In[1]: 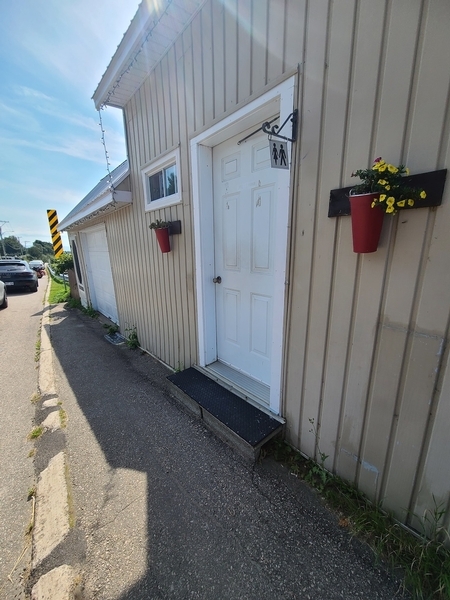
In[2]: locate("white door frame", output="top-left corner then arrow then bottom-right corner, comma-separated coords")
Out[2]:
190,76 -> 295,415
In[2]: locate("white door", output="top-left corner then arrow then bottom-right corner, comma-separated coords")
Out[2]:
212,131 -> 276,386
82,224 -> 118,323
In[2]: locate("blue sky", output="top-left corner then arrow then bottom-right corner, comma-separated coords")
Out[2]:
0,0 -> 140,250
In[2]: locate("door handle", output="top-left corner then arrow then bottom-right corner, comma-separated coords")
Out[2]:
213,276 -> 222,284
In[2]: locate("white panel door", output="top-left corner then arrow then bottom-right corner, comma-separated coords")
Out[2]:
213,132 -> 276,385
83,224 -> 118,323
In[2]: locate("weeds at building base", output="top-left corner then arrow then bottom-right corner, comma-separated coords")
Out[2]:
264,438 -> 450,600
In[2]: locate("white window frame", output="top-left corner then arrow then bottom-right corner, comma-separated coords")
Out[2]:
142,148 -> 181,211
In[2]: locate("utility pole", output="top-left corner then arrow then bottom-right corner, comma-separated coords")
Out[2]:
0,221 -> 8,257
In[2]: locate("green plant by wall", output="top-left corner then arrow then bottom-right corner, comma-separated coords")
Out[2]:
103,323 -> 119,335
66,297 -> 82,309
81,303 -> 98,318
264,437 -> 450,600
304,418 -> 331,492
125,326 -> 140,349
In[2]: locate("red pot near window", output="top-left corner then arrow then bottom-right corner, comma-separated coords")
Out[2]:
349,192 -> 384,253
155,227 -> 171,253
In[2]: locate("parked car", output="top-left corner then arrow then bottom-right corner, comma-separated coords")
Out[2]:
29,260 -> 46,278
0,260 -> 38,292
0,280 -> 7,308
29,259 -> 44,269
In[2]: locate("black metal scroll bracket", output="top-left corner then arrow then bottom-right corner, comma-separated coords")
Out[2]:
237,117 -> 278,145
262,109 -> 298,143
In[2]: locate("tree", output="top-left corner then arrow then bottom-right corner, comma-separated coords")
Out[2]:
52,252 -> 74,274
33,240 -> 54,254
3,235 -> 23,256
27,240 -> 55,261
27,245 -> 41,259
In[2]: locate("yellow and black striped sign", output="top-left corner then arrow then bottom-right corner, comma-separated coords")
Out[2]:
47,209 -> 63,257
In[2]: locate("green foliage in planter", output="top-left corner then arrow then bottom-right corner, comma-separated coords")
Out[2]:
149,219 -> 169,230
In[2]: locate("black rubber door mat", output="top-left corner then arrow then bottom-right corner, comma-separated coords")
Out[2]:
167,368 -> 282,447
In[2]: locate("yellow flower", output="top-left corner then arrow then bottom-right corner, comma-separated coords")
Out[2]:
386,206 -> 395,213
385,185 -> 391,190
397,200 -> 406,208
420,191 -> 427,199
378,164 -> 387,172
371,201 -> 376,208
379,194 -> 387,202
408,199 -> 414,206
387,196 -> 395,206
405,168 -> 410,175
387,164 -> 398,174
378,179 -> 387,185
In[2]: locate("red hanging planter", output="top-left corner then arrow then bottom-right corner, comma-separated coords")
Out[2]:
154,227 -> 171,253
349,192 -> 384,253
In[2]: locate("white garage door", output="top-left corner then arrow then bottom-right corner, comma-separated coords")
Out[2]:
82,224 -> 118,323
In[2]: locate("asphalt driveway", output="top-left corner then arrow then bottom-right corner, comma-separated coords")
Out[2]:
45,302 -> 409,599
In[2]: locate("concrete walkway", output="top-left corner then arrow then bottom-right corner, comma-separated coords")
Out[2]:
30,299 -> 410,599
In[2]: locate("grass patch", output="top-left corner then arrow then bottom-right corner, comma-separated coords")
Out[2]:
30,392 -> 41,404
35,321 -> 42,362
28,426 -> 43,440
264,438 -> 450,600
59,408 -> 68,428
48,276 -> 70,304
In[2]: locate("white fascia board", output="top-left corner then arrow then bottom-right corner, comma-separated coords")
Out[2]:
92,0 -> 172,110
93,0 -> 205,110
58,191 -> 132,232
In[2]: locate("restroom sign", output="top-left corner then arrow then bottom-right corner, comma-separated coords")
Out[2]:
270,141 -> 289,169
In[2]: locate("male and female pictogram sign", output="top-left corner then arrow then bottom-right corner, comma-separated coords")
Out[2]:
270,141 -> 289,169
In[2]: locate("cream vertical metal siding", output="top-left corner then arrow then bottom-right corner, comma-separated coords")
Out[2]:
101,0 -> 449,536
285,0 -> 450,535
105,0 -> 304,371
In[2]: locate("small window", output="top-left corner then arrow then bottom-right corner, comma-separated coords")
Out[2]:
142,149 -> 181,211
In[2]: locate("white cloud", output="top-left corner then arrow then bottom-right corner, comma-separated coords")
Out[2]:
0,1 -> 137,242
11,1 -> 139,95
15,86 -> 54,102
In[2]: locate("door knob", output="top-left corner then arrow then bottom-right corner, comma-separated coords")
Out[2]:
213,276 -> 222,284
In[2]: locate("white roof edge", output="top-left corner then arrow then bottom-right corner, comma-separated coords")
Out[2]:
92,0 -> 206,110
58,161 -> 130,231
92,0 -> 170,110
58,191 -> 132,232
92,1 -> 155,110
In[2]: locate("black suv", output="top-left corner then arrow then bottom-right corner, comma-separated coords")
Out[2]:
0,260 -> 38,292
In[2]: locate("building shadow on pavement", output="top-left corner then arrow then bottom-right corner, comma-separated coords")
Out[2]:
47,304 -> 408,600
